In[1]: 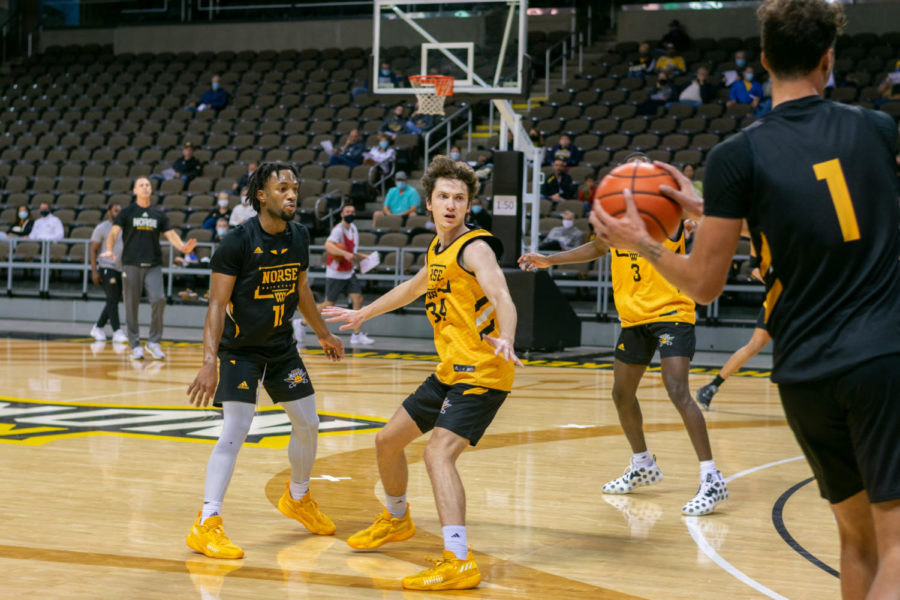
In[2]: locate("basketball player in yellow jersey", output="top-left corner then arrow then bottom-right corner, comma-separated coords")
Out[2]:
323,156 -> 522,591
519,209 -> 728,516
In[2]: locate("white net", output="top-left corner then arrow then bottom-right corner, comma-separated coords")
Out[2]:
409,76 -> 453,116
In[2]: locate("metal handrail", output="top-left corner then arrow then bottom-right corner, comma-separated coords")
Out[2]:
422,105 -> 473,167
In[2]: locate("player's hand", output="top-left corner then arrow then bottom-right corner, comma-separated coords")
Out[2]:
517,252 -> 551,271
751,267 -> 763,283
483,336 -> 524,367
318,333 -> 344,362
99,250 -> 116,260
91,270 -> 101,286
187,362 -> 218,407
591,188 -> 648,252
321,306 -> 364,332
653,161 -> 704,221
182,238 -> 198,254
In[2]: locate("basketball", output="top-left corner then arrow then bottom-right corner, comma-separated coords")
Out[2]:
594,161 -> 682,242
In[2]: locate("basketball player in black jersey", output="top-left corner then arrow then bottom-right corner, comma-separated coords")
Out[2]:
184,163 -> 345,559
592,1 -> 900,597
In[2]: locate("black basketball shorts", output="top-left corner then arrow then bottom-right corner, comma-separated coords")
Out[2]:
214,353 -> 315,407
754,306 -> 767,331
614,321 -> 696,365
402,373 -> 508,446
325,274 -> 362,302
778,353 -> 900,504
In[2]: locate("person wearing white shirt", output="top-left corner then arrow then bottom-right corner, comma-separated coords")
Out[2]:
364,133 -> 396,169
229,188 -> 257,226
29,203 -> 64,241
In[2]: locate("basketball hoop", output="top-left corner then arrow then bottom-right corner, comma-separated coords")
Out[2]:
409,75 -> 454,116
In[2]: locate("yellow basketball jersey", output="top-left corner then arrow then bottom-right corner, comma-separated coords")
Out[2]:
425,228 -> 514,392
610,232 -> 696,327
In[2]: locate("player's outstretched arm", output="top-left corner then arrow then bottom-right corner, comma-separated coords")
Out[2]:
518,237 -> 609,271
322,266 -> 428,330
296,271 -> 344,362
465,240 -> 524,367
100,224 -> 122,260
591,188 -> 741,304
164,229 -> 198,254
188,271 -> 236,406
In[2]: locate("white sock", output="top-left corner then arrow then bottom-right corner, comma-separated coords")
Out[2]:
632,451 -> 653,467
281,395 -> 319,497
699,459 -> 718,480
290,480 -> 310,499
442,525 -> 468,560
201,501 -> 222,523
385,493 -> 407,519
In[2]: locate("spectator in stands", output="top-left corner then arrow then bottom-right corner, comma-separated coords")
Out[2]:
89,201 -> 127,344
639,69 -> 676,115
673,65 -> 717,107
578,175 -> 597,212
172,142 -> 202,183
213,218 -> 230,244
654,43 -> 685,74
318,205 -> 374,346
7,205 -> 33,238
203,192 -> 232,230
727,66 -> 763,109
378,62 -> 402,88
528,127 -> 545,148
472,153 -> 493,183
407,104 -> 435,135
628,42 -> 657,78
660,19 -> 690,52
373,171 -> 421,226
449,145 -> 462,162
546,134 -> 582,166
468,196 -> 492,231
364,133 -> 396,170
539,210 -> 584,251
232,162 -> 256,192
187,75 -> 229,114
380,105 -> 410,139
229,187 -> 256,226
722,50 -> 749,87
29,202 -> 64,241
328,129 -> 366,167
541,159 -> 576,203
875,60 -> 900,108
683,164 -> 703,196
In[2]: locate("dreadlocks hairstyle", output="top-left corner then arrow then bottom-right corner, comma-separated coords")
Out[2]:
757,0 -> 846,79
246,162 -> 300,213
421,155 -> 479,206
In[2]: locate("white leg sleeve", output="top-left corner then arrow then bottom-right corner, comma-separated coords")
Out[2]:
281,394 -> 320,486
203,401 -> 256,506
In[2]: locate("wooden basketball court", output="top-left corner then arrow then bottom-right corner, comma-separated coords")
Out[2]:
0,337 -> 840,599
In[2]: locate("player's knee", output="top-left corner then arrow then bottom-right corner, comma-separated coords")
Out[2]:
611,384 -> 633,405
662,377 -> 691,406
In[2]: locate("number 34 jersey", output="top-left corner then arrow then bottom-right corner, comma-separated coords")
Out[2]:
210,217 -> 310,362
425,227 -> 514,392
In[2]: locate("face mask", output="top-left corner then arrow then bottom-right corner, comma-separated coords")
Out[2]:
381,69 -> 391,76
471,205 -> 483,214
745,73 -> 754,81
562,219 -> 574,229
218,199 -> 229,208
343,214 -> 355,224
379,140 -> 389,149
450,151 -> 460,161
40,210 -> 50,217
18,210 -> 28,220
736,58 -> 746,68
240,195 -> 248,205
211,82 -> 220,90
396,181 -> 406,190
216,228 -> 228,237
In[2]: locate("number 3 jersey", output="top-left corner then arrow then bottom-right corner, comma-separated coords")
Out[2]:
210,217 -> 310,362
610,229 -> 695,328
425,227 -> 514,392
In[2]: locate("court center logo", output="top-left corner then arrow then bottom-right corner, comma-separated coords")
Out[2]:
0,397 -> 386,447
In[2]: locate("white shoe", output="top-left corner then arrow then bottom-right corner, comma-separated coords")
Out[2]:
602,459 -> 663,494
350,332 -> 375,345
112,329 -> 128,344
292,318 -> 305,348
132,345 -> 144,360
145,342 -> 166,360
682,471 -> 729,516
90,325 -> 107,341
90,341 -> 106,356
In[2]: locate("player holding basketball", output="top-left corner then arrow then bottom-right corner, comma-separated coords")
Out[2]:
519,157 -> 729,517
592,1 -> 900,596
185,162 -> 345,559
323,156 -> 522,591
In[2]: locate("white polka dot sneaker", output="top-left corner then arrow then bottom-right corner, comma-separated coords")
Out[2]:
682,471 -> 729,516
601,459 -> 664,494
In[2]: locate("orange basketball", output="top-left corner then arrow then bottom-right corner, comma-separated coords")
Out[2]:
594,161 -> 681,242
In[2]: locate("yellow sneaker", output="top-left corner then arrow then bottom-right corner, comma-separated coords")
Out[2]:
346,506 -> 415,550
277,482 -> 336,535
185,512 -> 244,559
401,550 -> 481,590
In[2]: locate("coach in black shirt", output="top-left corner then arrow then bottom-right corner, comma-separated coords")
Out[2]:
103,176 -> 197,360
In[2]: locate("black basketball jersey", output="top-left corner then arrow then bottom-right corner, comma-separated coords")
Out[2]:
704,95 -> 900,384
210,217 -> 309,362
